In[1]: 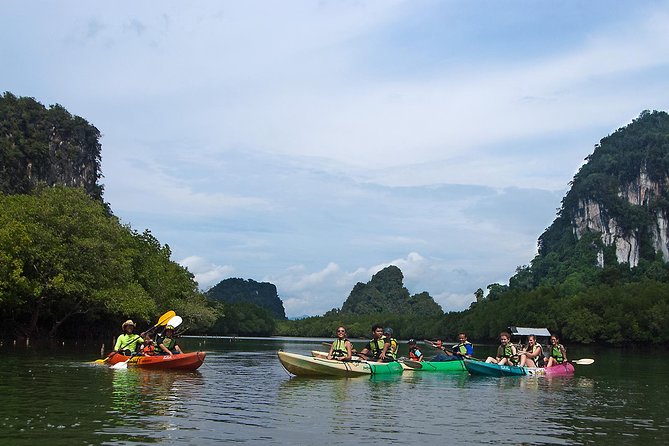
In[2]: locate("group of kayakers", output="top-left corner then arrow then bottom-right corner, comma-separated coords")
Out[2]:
326,324 -> 568,368
484,331 -> 567,367
113,319 -> 183,357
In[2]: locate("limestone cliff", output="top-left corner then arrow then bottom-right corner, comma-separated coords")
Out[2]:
0,92 -> 103,200
537,110 -> 669,273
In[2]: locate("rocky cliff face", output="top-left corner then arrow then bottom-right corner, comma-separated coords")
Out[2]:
0,93 -> 103,200
572,164 -> 669,267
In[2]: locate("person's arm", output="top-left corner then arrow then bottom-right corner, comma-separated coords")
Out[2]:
561,345 -> 568,362
327,343 -> 336,360
379,340 -> 390,360
357,344 -> 371,360
113,335 -> 124,352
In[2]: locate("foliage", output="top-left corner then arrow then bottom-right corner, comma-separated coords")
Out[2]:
0,186 -> 216,340
209,302 -> 276,336
206,278 -> 286,319
340,266 -> 443,316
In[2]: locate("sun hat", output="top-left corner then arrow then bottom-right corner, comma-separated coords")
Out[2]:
122,320 -> 135,329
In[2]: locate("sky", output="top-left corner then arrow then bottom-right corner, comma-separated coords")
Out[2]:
3,1 -> 669,317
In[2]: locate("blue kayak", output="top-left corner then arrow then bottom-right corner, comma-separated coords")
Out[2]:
464,359 -> 527,377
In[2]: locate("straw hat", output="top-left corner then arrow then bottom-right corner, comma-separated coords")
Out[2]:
122,319 -> 136,329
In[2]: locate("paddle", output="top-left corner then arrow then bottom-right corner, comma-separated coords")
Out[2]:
94,310 -> 175,364
402,359 -> 423,370
321,342 -> 332,348
572,358 -> 594,365
166,315 -> 183,329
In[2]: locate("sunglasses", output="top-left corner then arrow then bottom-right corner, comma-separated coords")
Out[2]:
337,329 -> 346,333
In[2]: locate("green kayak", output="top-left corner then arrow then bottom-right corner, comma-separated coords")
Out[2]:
401,359 -> 466,372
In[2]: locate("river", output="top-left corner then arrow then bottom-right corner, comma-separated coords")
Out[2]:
0,337 -> 666,445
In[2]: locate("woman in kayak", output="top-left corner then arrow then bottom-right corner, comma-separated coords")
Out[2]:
327,326 -> 353,361
485,332 -> 517,365
113,320 -> 144,356
518,335 -> 543,367
545,335 -> 568,367
358,324 -> 392,362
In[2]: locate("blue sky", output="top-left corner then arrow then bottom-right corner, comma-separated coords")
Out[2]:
3,1 -> 669,316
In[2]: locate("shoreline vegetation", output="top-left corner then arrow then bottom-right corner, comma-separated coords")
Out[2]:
1,96 -> 669,346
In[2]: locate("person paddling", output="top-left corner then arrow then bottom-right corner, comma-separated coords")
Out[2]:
156,325 -> 183,355
327,326 -> 353,361
485,332 -> 518,365
113,320 -> 144,356
545,335 -> 567,367
451,332 -> 474,358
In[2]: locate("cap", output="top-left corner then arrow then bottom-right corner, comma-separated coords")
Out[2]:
407,339 -> 416,345
384,327 -> 393,335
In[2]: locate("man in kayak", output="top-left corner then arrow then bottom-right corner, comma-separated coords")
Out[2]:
113,320 -> 144,356
485,331 -> 518,365
156,325 -> 183,355
545,335 -> 568,367
327,326 -> 353,361
358,324 -> 392,362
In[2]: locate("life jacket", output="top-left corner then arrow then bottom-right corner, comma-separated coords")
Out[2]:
331,338 -> 349,358
550,344 -> 565,363
141,342 -> 155,355
368,338 -> 385,359
157,335 -> 178,353
525,344 -> 543,365
452,341 -> 473,355
409,347 -> 422,361
383,336 -> 398,360
497,343 -> 518,364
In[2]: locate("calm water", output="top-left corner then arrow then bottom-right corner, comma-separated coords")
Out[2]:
0,337 -> 667,445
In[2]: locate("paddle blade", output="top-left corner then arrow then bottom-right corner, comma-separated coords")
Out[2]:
321,342 -> 332,348
157,310 -> 176,327
166,315 -> 182,329
403,360 -> 423,370
110,361 -> 128,369
573,358 -> 594,365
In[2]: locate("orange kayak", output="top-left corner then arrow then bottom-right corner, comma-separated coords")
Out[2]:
107,351 -> 206,371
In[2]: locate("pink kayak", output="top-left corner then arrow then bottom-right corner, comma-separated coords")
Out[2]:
526,362 -> 575,376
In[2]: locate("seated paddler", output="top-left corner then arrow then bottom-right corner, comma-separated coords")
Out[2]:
327,326 -> 353,361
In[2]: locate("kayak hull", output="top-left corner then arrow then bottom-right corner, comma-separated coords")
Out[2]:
401,359 -> 467,372
108,351 -> 206,371
464,359 -> 575,377
278,351 -> 403,377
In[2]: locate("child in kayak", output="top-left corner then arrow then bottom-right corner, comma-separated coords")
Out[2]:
485,332 -> 518,365
518,334 -> 543,367
545,335 -> 568,367
383,327 -> 398,361
140,333 -> 156,356
327,326 -> 353,361
407,339 -> 423,361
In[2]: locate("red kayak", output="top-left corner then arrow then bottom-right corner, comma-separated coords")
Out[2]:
107,351 -> 206,371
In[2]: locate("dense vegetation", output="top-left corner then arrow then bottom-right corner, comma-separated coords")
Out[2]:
0,186 -> 218,340
339,266 -> 443,316
206,278 -> 287,319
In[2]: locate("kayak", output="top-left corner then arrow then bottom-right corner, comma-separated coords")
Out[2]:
464,359 -> 574,377
107,351 -> 206,371
278,351 -> 403,377
401,359 -> 467,372
527,362 -> 575,376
